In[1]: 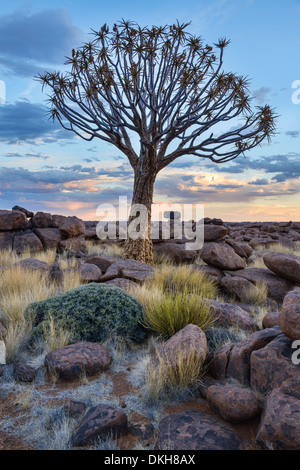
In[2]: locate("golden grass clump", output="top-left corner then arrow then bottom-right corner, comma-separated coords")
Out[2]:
86,240 -> 124,258
239,281 -> 268,306
144,346 -> 206,403
42,315 -> 72,351
0,248 -> 56,267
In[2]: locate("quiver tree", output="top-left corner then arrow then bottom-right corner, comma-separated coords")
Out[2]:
38,20 -> 276,265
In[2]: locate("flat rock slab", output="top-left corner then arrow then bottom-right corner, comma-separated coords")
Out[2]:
207,385 -> 261,424
72,404 -> 128,446
44,342 -> 111,381
155,410 -> 245,450
100,259 -> 154,283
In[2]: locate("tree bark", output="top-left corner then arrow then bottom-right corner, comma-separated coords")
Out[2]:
124,164 -> 156,265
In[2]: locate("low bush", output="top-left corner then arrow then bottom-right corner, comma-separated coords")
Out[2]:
25,283 -> 146,344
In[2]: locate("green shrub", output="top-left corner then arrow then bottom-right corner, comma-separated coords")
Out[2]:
25,283 -> 146,344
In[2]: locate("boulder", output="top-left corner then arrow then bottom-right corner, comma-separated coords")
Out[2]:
250,334 -> 300,395
12,206 -> 34,218
207,385 -> 261,424
105,278 -> 138,292
220,275 -> 255,301
201,242 -> 246,271
13,363 -> 36,383
209,300 -> 258,331
44,342 -> 111,381
0,231 -> 14,250
14,258 -> 50,273
204,224 -> 227,242
153,242 -> 198,264
59,236 -> 87,255
234,268 -> 295,303
279,289 -> 300,341
31,212 -> 53,228
100,259 -> 154,283
84,256 -> 120,273
63,400 -> 87,419
34,228 -> 61,250
226,327 -> 282,386
256,387 -> 300,450
262,311 -> 280,329
191,264 -> 224,283
72,404 -> 128,446
52,214 -> 66,228
80,263 -> 102,282
263,252 -> 300,285
13,230 -> 43,253
151,324 -> 207,374
59,216 -> 85,238
208,343 -> 233,380
155,410 -> 245,450
0,210 -> 29,231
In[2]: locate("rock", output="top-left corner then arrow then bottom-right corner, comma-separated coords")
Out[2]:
105,278 -> 137,292
207,385 -> 261,424
209,300 -> 258,331
225,240 -> 251,259
13,363 -> 36,383
80,263 -> 102,282
0,231 -> 14,250
0,210 -> 29,231
14,258 -> 50,273
44,342 -> 112,381
279,289 -> 300,341
262,311 -> 280,329
151,324 -> 207,374
249,237 -> 276,248
263,252 -> 300,285
59,236 -> 87,255
201,242 -> 246,271
12,206 -> 34,218
63,399 -> 87,419
226,327 -> 282,386
155,410 -> 245,450
234,268 -> 295,303
31,212 -> 53,228
100,259 -> 154,283
220,275 -> 255,301
13,230 -> 43,253
250,334 -> 300,395
84,256 -> 120,273
52,214 -> 66,228
0,341 -> 6,365
0,322 -> 7,340
256,388 -> 300,450
208,343 -> 233,380
191,264 -> 224,283
34,228 -> 61,250
204,225 -> 227,242
59,216 -> 85,238
153,243 -> 198,264
72,404 -> 128,446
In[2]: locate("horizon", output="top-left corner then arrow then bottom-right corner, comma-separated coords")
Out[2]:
0,0 -> 300,222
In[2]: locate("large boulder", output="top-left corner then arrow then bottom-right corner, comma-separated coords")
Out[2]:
155,410 -> 245,450
263,252 -> 300,285
13,231 -> 43,253
234,268 -> 295,303
153,243 -> 198,264
12,206 -> 34,218
0,231 -> 14,250
31,212 -> 53,228
209,300 -> 258,331
279,289 -> 300,341
59,236 -> 87,255
191,264 -> 224,283
220,275 -> 255,301
100,259 -> 154,283
0,210 -> 29,231
250,334 -> 300,395
80,263 -> 102,282
84,256 -> 120,273
204,224 -> 227,242
44,342 -> 111,381
150,324 -> 207,374
26,283 -> 146,344
201,242 -> 246,271
34,228 -> 61,250
59,216 -> 85,238
207,384 -> 261,424
72,404 -> 128,447
14,258 -> 50,273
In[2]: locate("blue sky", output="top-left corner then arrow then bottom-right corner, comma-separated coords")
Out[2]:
0,0 -> 300,221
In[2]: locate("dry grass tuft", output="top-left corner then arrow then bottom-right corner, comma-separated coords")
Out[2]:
239,281 -> 268,306
42,315 -> 72,352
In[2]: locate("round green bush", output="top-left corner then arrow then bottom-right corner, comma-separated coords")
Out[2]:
25,283 -> 146,344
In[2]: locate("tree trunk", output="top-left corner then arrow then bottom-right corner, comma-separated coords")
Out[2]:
124,168 -> 156,265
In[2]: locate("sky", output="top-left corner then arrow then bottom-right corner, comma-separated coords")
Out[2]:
0,0 -> 300,221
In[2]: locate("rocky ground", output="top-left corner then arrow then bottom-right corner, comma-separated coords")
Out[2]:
0,207 -> 300,450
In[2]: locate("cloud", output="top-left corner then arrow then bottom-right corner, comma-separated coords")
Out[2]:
0,9 -> 82,77
0,100 -> 74,144
248,179 -> 269,185
285,130 -> 300,139
253,86 -> 271,104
